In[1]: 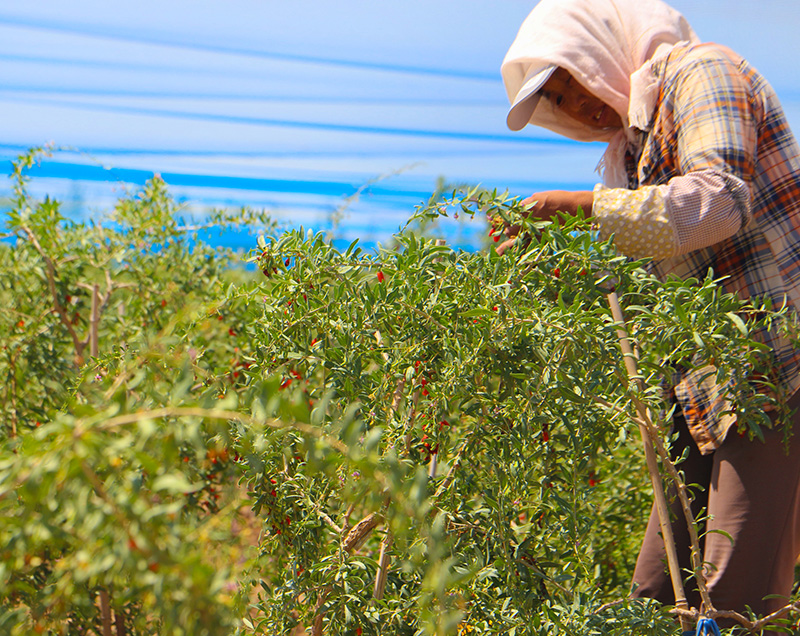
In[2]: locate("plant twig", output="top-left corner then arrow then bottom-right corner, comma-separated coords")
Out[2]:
341,502 -> 357,536
98,588 -> 113,636
114,610 -> 126,636
21,224 -> 85,361
317,509 -> 342,535
311,586 -> 330,636
606,291 -> 694,631
6,349 -> 19,438
342,512 -> 382,553
372,528 -> 393,600
90,283 -> 100,359
84,406 -> 349,455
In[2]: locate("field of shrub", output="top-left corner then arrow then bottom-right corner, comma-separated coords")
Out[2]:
0,149 -> 794,635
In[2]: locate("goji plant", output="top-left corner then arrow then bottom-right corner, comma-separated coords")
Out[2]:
0,150 -> 796,636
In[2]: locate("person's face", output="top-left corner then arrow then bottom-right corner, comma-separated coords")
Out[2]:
540,68 -> 623,130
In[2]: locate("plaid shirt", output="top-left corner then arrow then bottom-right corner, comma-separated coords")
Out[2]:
593,43 -> 800,454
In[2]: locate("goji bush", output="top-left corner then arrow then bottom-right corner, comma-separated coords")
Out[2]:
0,149 -> 796,635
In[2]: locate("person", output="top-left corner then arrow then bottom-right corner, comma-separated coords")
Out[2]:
499,0 -> 800,630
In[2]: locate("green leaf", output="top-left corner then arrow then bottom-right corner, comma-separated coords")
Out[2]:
151,473 -> 203,494
726,311 -> 748,335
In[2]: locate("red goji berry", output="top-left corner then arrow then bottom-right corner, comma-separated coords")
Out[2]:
377,271 -> 385,283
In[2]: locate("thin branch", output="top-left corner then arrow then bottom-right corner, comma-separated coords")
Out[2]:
114,610 -> 126,636
311,585 -> 330,636
90,283 -> 100,359
372,528 -> 393,600
98,589 -> 113,636
317,509 -> 342,535
433,426 -> 483,499
594,599 -> 627,614
672,600 -> 800,633
6,349 -> 19,438
82,406 -> 349,455
341,502 -> 357,536
606,291 -> 694,631
342,512 -> 382,553
21,224 -> 85,359
81,462 -> 130,532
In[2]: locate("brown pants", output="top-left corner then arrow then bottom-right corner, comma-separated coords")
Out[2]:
631,395 -> 800,633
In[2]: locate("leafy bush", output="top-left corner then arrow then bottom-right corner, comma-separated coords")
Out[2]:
0,149 -> 794,635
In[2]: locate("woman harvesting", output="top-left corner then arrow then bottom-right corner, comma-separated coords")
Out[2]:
501,0 -> 800,630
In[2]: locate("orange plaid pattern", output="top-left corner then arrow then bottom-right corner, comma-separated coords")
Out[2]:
595,43 -> 800,452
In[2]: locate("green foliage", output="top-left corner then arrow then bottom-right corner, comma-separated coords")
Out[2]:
0,150 -> 793,635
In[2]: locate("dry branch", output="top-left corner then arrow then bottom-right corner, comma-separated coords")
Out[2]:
342,512 -> 382,553
372,529 -> 393,600
98,589 -> 112,636
606,291 -> 694,631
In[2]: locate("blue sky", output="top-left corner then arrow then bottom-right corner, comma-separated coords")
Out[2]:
2,1 -> 799,249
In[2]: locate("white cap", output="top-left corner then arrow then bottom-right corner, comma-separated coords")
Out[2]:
506,65 -> 556,131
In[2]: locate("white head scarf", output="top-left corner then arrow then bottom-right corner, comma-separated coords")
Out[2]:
501,0 -> 699,186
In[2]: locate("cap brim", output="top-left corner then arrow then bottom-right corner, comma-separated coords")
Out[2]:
506,65 -> 556,131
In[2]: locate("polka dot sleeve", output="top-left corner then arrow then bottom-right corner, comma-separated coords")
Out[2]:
593,169 -> 749,260
592,183 -> 678,259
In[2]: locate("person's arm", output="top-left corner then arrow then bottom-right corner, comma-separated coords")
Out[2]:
593,50 -> 756,259
519,190 -> 594,219
593,169 -> 751,259
496,190 -> 593,255
501,50 -> 757,260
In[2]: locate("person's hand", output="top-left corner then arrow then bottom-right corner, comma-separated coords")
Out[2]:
520,189 -> 593,220
496,190 -> 593,256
